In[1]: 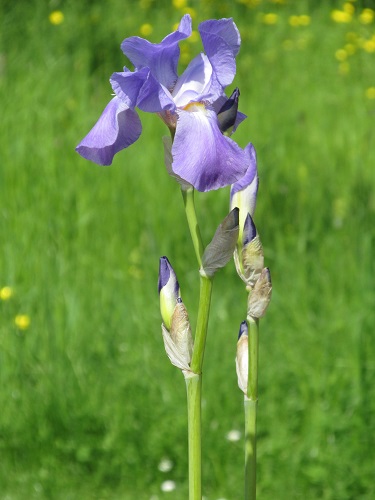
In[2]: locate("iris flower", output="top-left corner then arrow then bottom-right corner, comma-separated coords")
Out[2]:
76,15 -> 250,192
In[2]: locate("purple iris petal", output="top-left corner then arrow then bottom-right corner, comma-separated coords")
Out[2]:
136,72 -> 175,113
121,14 -> 192,88
172,53 -> 216,107
171,105 -> 248,192
230,143 -> 258,196
110,67 -> 149,109
75,97 -> 142,166
199,18 -> 240,87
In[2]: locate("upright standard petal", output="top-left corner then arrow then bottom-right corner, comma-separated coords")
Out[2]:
171,104 -> 248,192
199,18 -> 241,87
75,97 -> 141,166
121,14 -> 192,89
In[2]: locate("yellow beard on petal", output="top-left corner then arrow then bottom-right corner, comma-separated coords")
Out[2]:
183,102 -> 206,113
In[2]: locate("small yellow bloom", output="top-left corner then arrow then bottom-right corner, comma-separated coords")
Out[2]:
339,62 -> 350,75
335,49 -> 348,61
263,13 -> 278,25
365,87 -> 375,99
188,30 -> 199,43
331,10 -> 352,23
183,7 -> 197,19
173,0 -> 187,8
49,10 -> 64,26
299,15 -> 311,26
359,8 -> 374,25
282,39 -> 294,50
344,43 -> 356,55
345,31 -> 357,42
343,3 -> 355,15
363,40 -> 375,53
140,23 -> 153,36
15,315 -> 31,330
289,15 -> 300,27
0,286 -> 13,300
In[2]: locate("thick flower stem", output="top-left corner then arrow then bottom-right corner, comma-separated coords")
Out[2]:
181,188 -> 204,268
244,316 -> 259,500
181,186 -> 214,499
185,372 -> 202,500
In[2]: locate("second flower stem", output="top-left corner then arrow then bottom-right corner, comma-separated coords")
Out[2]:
245,316 -> 259,500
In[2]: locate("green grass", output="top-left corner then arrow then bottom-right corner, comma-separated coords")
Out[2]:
1,0 -> 375,498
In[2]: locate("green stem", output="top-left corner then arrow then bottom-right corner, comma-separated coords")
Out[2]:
181,188 -> 204,267
181,186 -> 214,499
244,316 -> 259,500
190,275 -> 213,374
185,373 -> 202,500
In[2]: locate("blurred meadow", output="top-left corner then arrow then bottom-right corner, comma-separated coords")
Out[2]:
1,0 -> 375,498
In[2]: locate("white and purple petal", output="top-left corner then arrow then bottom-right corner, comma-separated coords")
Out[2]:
75,97 -> 141,166
172,53 -> 215,107
121,14 -> 192,89
171,105 -> 248,192
199,18 -> 241,88
230,143 -> 259,218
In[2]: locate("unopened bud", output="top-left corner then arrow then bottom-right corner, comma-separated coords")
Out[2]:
218,88 -> 240,135
236,321 -> 248,395
241,214 -> 264,288
159,256 -> 180,330
248,268 -> 272,318
161,298 -> 194,372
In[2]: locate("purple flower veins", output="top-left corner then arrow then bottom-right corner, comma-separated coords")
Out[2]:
76,15 -> 254,192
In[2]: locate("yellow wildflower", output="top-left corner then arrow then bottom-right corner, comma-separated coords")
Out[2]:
15,315 -> 31,330
263,13 -> 278,25
140,23 -> 153,36
0,286 -> 13,300
173,0 -> 187,8
289,15 -> 299,27
343,3 -> 355,15
299,15 -> 311,26
344,43 -> 356,55
188,30 -> 199,43
331,10 -> 352,23
359,8 -> 374,25
363,40 -> 375,53
335,49 -> 348,61
339,62 -> 350,75
183,7 -> 197,19
49,10 -> 64,25
365,87 -> 375,99
345,32 -> 357,42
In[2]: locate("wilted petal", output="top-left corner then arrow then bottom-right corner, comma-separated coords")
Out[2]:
248,268 -> 272,318
121,14 -> 192,88
201,208 -> 239,277
76,97 -> 141,166
199,18 -> 240,87
172,105 -> 248,192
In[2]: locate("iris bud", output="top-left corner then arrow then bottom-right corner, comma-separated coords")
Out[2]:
248,268 -> 272,318
158,256 -> 180,330
235,321 -> 249,395
217,88 -> 240,135
241,214 -> 264,288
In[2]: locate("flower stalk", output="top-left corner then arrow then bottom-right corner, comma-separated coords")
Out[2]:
244,316 -> 259,500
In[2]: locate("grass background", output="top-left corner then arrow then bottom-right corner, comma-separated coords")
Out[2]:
1,0 -> 375,498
